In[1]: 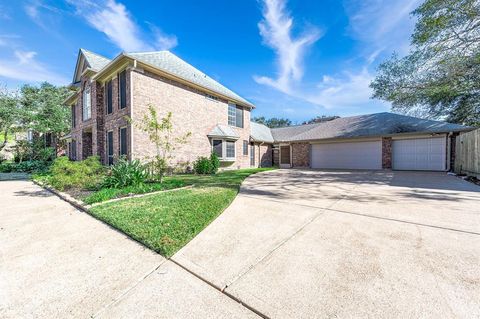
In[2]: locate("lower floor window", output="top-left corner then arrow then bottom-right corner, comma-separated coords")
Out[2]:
213,140 -> 223,158
226,141 -> 235,158
107,131 -> 114,165
119,127 -> 127,157
211,139 -> 236,159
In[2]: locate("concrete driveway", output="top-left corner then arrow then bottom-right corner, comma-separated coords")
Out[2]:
0,180 -> 257,318
173,169 -> 480,318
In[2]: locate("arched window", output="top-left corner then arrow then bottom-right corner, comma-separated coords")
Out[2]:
83,85 -> 91,120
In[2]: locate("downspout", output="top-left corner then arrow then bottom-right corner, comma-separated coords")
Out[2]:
447,132 -> 453,172
129,60 -> 136,161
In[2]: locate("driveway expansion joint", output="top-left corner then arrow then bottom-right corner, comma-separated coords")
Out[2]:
239,194 -> 480,236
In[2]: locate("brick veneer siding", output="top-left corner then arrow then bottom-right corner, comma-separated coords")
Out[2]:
252,143 -> 273,167
382,137 -> 392,169
131,69 -> 251,169
291,143 -> 310,167
102,69 -> 132,164
69,75 -> 100,161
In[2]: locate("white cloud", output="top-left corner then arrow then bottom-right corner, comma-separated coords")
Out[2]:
148,23 -> 178,51
254,0 -> 321,94
69,0 -> 177,52
344,0 -> 421,58
252,0 -> 419,115
0,50 -> 69,85
24,0 -> 63,31
307,68 -> 378,109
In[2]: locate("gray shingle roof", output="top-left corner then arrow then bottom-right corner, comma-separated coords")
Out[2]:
126,51 -> 254,108
207,125 -> 240,140
271,112 -> 471,142
81,49 -> 111,71
250,121 -> 274,143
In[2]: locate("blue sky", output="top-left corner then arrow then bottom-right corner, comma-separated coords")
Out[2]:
0,0 -> 421,122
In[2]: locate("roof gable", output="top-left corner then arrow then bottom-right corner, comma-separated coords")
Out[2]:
72,49 -> 111,84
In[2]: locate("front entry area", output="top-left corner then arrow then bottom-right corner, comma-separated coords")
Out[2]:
311,140 -> 382,170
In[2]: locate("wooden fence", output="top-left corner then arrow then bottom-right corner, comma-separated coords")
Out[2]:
455,128 -> 480,178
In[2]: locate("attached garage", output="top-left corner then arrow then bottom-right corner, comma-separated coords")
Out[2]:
392,137 -> 447,171
311,140 -> 382,170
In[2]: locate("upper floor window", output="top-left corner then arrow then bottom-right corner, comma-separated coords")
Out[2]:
82,86 -> 91,121
106,80 -> 113,114
71,104 -> 76,128
228,103 -> 243,128
119,70 -> 127,109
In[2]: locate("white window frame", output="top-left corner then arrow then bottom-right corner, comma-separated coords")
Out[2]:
211,139 -> 236,161
228,103 -> 236,126
82,86 -> 91,121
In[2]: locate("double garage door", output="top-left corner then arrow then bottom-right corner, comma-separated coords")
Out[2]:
310,137 -> 446,171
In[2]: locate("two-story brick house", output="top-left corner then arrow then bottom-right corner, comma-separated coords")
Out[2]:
65,49 -> 273,169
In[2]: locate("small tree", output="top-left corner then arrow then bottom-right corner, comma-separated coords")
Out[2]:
0,87 -> 21,152
133,105 -> 191,182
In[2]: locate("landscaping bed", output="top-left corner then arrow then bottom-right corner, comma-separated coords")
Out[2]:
33,155 -> 275,257
89,168 -> 274,256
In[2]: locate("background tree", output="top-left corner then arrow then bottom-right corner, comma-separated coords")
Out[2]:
370,0 -> 480,126
0,87 -> 20,152
302,115 -> 340,125
252,116 -> 292,128
20,82 -> 70,151
133,105 -> 191,182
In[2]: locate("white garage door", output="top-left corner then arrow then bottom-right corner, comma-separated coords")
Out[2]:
392,137 -> 446,171
311,141 -> 382,169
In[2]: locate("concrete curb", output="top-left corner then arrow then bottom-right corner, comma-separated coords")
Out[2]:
32,177 -> 271,319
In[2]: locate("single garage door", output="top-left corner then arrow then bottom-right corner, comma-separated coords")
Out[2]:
392,137 -> 446,171
311,141 -> 382,169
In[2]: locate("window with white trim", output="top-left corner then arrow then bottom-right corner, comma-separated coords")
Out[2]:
211,139 -> 236,160
213,140 -> 223,158
243,140 -> 248,155
228,103 -> 236,126
82,86 -> 91,121
226,141 -> 235,158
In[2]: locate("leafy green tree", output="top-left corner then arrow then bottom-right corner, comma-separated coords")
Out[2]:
252,116 -> 292,128
20,82 -> 70,150
370,0 -> 480,126
0,87 -> 20,152
302,115 -> 340,125
133,105 -> 191,182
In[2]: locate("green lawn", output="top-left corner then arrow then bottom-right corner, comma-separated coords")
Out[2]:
83,178 -> 186,204
89,168 -> 274,257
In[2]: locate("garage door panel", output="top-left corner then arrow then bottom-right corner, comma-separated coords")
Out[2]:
392,137 -> 446,171
311,141 -> 382,170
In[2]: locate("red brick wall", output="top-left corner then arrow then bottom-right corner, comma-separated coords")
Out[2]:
382,137 -> 392,169
130,69 -> 252,169
291,143 -> 310,167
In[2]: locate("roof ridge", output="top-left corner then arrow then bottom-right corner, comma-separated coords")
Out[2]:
80,48 -> 111,61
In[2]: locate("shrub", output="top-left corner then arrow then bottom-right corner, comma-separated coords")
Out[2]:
49,156 -> 105,191
102,158 -> 148,188
193,152 -> 220,175
210,152 -> 220,174
193,156 -> 212,174
0,160 -> 49,173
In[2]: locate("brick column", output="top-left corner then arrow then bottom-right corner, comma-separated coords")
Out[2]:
292,143 -> 310,167
382,137 -> 392,169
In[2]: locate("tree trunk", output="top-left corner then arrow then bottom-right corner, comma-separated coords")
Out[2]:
0,130 -> 8,152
